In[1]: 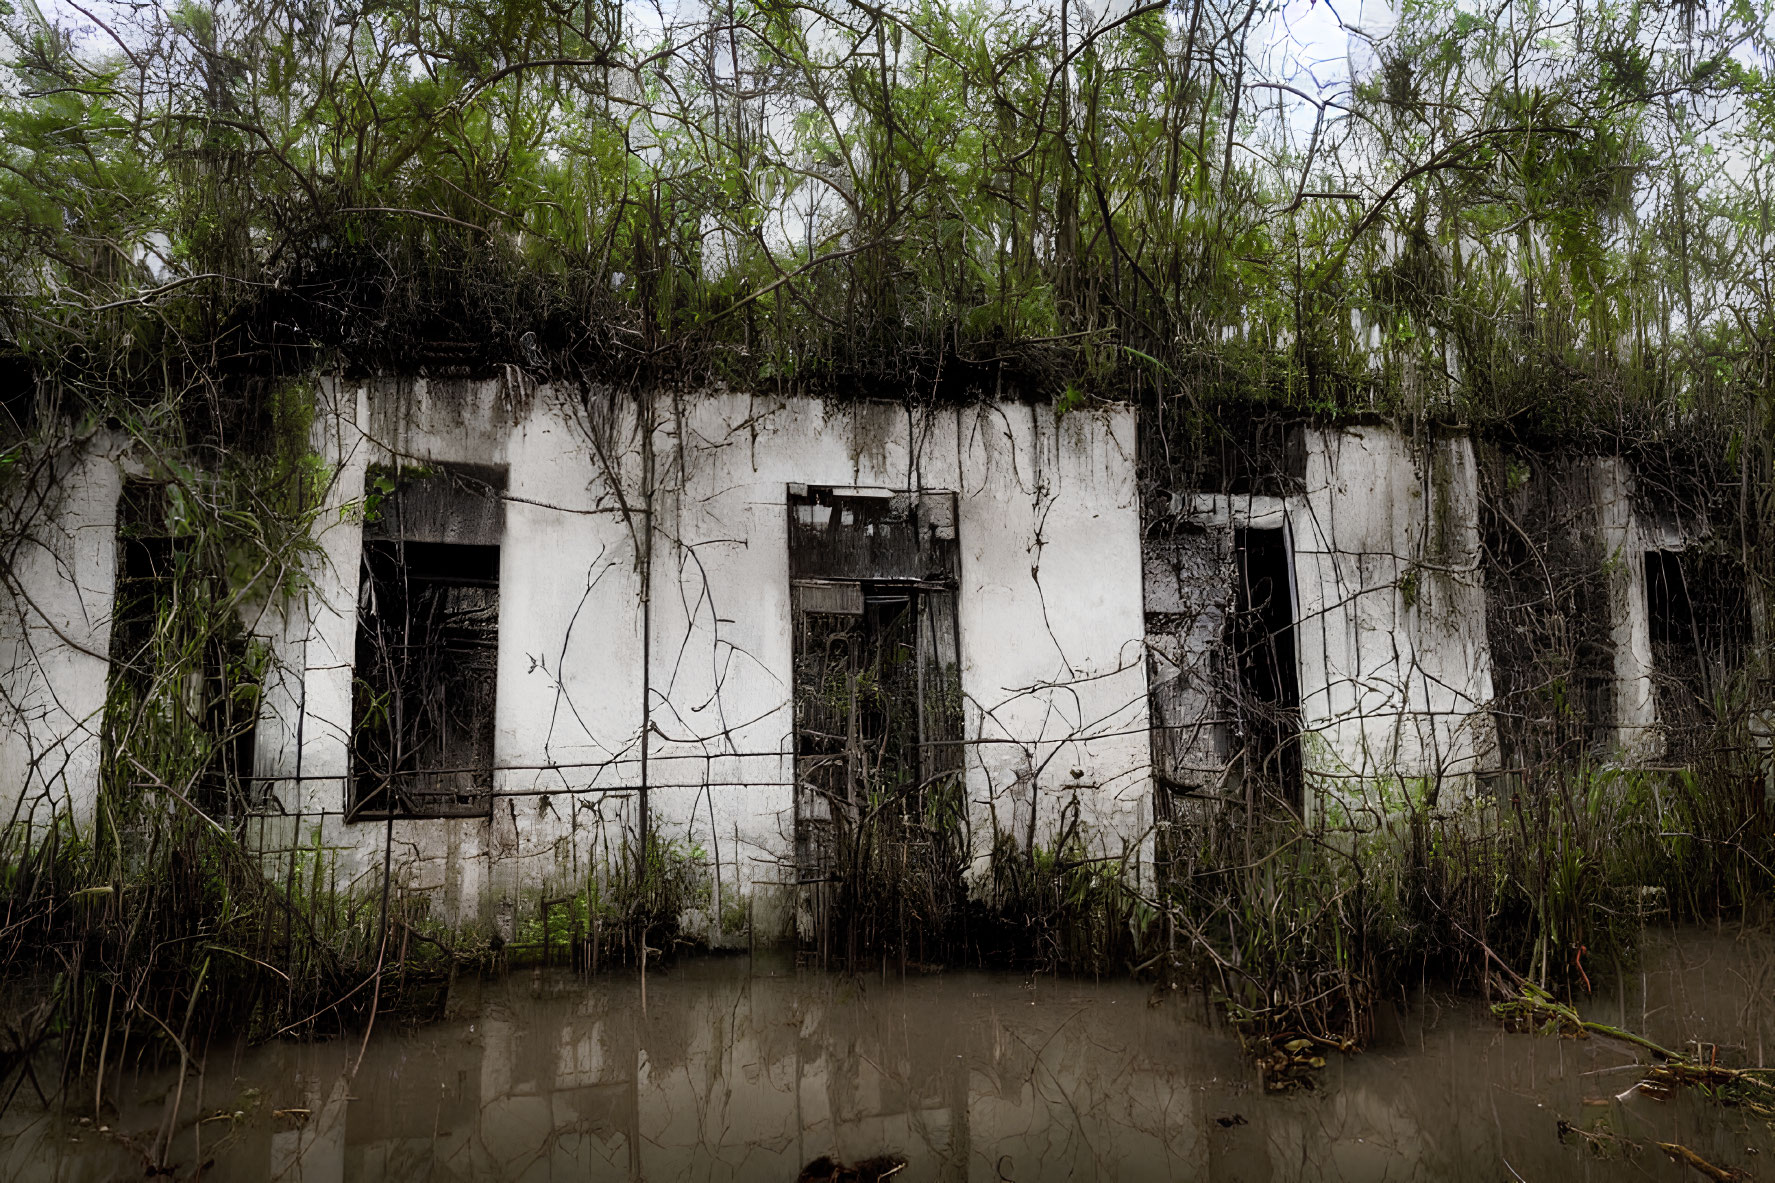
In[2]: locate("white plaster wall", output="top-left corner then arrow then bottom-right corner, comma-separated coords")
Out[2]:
0,434 -> 122,834
250,376 -> 634,932
0,407 -> 1699,917
1592,457 -> 1660,762
247,383 -> 1152,933
1291,427 -> 1496,824
951,403 -> 1151,867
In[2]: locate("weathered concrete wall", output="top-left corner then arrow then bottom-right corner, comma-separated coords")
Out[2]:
1143,427 -> 1500,827
0,433 -> 122,833
242,382 -> 1152,935
1292,428 -> 1497,823
2,396 -> 1723,913
1593,457 -> 1661,763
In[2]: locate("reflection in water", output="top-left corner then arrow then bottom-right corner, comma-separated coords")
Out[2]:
4,927 -> 1773,1181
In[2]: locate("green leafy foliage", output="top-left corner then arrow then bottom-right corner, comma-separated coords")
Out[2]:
0,0 -> 1762,421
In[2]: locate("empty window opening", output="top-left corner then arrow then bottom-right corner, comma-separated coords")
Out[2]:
1645,549 -> 1751,758
350,465 -> 505,820
788,485 -> 959,584
106,479 -> 259,817
0,350 -> 35,438
1481,456 -> 1622,766
1646,550 -> 1695,651
1229,527 -> 1302,811
789,488 -> 963,885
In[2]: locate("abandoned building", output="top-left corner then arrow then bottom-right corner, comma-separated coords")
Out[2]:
0,379 -> 1756,934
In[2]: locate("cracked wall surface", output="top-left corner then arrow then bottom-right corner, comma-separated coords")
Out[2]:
229,381 -> 1151,934
5,391 -> 1743,926
0,433 -> 123,831
1291,428 -> 1497,822
1143,427 -> 1499,827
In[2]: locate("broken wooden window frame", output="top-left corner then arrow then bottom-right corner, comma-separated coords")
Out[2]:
348,463 -> 506,822
1143,493 -> 1304,835
786,485 -> 965,884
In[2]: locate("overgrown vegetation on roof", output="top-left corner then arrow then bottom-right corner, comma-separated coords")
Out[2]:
0,0 -> 1767,435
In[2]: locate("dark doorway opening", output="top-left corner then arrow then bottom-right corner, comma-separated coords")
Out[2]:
1645,550 -> 1700,651
1229,526 -> 1302,811
1646,550 -> 1694,651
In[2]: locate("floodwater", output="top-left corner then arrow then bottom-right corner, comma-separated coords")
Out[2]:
5,926 -> 1774,1182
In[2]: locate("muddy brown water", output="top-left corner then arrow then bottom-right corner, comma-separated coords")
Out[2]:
4,925 -> 1773,1181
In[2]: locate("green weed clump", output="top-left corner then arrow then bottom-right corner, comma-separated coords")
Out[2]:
0,808 -> 723,1126
973,808 -> 1153,976
510,835 -> 712,970
783,724 -> 1771,1050
1149,754 -> 1774,1053
0,810 -> 373,1119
